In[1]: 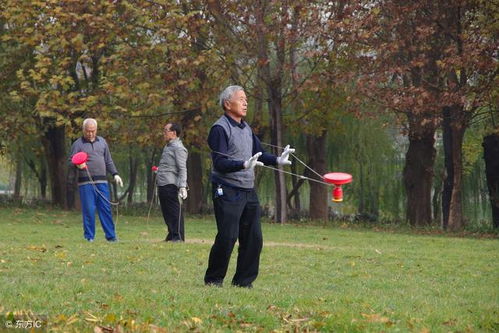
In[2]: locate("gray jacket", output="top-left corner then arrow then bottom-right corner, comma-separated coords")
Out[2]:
68,136 -> 119,186
156,138 -> 188,188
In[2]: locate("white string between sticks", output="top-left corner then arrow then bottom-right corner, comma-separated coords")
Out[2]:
210,149 -> 330,186
260,142 -> 324,180
84,168 -> 120,206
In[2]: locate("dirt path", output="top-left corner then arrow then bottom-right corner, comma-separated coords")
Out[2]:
148,238 -> 335,250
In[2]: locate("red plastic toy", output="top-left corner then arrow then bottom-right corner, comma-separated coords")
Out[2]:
71,152 -> 88,169
323,172 -> 353,202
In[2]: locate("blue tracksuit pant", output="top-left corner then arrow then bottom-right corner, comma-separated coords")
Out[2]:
79,183 -> 116,241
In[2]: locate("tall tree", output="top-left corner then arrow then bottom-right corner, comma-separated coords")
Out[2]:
206,0 -> 354,222
355,1 -> 440,226
356,0 -> 496,228
483,130 -> 499,228
100,0 -> 224,210
206,0 -> 289,222
2,0 -> 130,206
436,0 -> 497,230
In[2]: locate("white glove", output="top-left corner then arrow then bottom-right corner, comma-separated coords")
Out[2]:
178,187 -> 188,200
114,175 -> 123,187
76,163 -> 86,170
276,145 -> 295,165
243,152 -> 263,169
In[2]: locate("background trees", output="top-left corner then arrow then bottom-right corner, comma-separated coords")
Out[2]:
354,0 -> 497,228
0,0 -> 496,228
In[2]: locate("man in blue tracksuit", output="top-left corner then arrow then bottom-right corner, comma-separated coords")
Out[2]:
204,85 -> 295,288
69,118 -> 123,242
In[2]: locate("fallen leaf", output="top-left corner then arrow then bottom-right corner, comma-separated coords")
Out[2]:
361,313 -> 390,323
26,245 -> 47,252
85,311 -> 99,323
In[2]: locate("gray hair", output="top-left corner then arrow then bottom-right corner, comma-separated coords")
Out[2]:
219,85 -> 244,110
82,118 -> 97,129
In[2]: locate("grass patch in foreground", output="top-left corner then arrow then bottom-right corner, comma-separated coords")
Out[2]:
0,207 -> 497,332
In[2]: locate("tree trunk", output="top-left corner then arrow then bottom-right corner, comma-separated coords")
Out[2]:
254,3 -> 287,223
358,157 -> 365,213
186,151 -> 203,214
403,118 -> 436,226
432,175 -> 442,223
289,161 -> 301,212
287,167 -> 307,212
442,106 -> 468,231
260,59 -> 287,223
42,125 -> 67,207
268,92 -> 287,223
40,159 -> 47,199
127,154 -> 139,204
483,133 -> 499,228
288,8 -> 300,215
442,107 -> 453,229
307,132 -> 328,221
13,153 -> 22,200
25,155 -> 48,200
144,148 -> 158,203
447,123 -> 466,231
66,163 -> 77,209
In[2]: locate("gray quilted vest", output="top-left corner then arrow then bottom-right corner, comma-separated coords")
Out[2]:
211,116 -> 255,189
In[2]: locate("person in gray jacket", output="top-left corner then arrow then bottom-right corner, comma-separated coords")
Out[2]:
157,122 -> 188,242
69,118 -> 123,242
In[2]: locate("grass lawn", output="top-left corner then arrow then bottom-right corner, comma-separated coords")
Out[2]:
0,207 -> 497,332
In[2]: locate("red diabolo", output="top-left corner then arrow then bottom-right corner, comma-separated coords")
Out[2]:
71,151 -> 88,169
323,172 -> 353,202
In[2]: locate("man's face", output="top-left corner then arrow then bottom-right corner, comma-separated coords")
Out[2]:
83,123 -> 97,142
163,123 -> 176,142
224,90 -> 247,120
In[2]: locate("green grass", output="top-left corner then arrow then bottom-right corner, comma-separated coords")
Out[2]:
0,207 -> 497,332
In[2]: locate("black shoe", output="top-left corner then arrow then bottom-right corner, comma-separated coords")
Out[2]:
171,239 -> 184,243
233,283 -> 253,289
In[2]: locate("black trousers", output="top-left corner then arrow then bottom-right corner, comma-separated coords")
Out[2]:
204,183 -> 262,287
158,184 -> 184,241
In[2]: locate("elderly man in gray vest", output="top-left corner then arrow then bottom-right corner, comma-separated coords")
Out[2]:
157,122 -> 188,242
204,85 -> 294,288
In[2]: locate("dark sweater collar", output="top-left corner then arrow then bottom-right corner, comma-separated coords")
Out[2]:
224,113 -> 246,129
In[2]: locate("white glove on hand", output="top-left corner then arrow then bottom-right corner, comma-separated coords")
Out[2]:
178,187 -> 188,200
76,163 -> 86,170
114,175 -> 123,187
276,145 -> 295,165
243,152 -> 263,169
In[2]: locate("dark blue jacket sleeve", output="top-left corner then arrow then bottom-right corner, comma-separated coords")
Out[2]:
253,134 -> 278,166
208,125 -> 245,173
